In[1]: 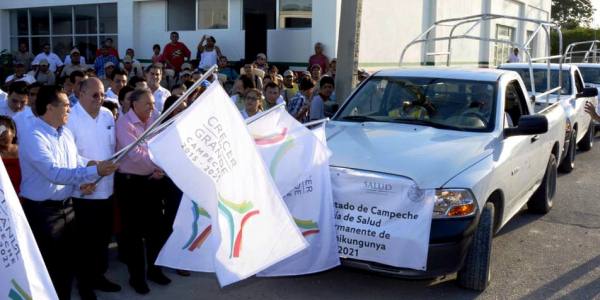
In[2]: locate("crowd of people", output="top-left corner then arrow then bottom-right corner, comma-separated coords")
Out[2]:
0,31 -> 350,300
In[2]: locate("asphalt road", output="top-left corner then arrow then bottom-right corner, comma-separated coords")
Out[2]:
79,138 -> 600,300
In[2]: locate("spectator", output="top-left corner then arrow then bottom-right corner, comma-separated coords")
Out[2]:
197,35 -> 222,71
310,76 -> 336,120
66,78 -> 121,299
287,77 -> 315,123
117,85 -> 135,116
61,48 -> 88,78
115,88 -> 171,295
242,63 -> 263,90
13,42 -> 34,71
67,70 -> 88,107
0,116 -> 20,194
508,48 -> 520,63
308,42 -> 329,74
145,64 -> 171,114
85,65 -> 97,78
121,56 -> 143,79
325,58 -> 337,79
191,70 -> 202,82
30,59 -> 56,86
95,38 -> 119,59
176,70 -> 192,87
94,47 -> 119,78
263,81 -> 285,111
19,85 -> 117,300
162,31 -> 191,72
358,68 -> 370,82
105,69 -> 128,105
151,44 -> 163,64
5,62 -> 36,85
282,70 -> 299,104
0,81 -> 28,118
102,100 -> 119,120
255,53 -> 269,72
218,56 -> 239,83
230,75 -> 255,111
13,82 -> 41,138
32,43 -> 64,74
241,88 -> 263,119
128,76 -> 148,89
300,70 -> 312,82
101,62 -> 116,90
310,64 -> 322,81
170,84 -> 187,97
64,47 -> 87,66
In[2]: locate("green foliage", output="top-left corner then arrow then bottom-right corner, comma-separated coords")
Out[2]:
551,27 -> 600,55
552,0 -> 595,30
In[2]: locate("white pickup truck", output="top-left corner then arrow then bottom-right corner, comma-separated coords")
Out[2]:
499,63 -> 599,172
327,68 -> 567,291
575,63 -> 600,128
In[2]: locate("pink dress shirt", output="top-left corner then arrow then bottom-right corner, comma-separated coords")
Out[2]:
116,110 -> 157,176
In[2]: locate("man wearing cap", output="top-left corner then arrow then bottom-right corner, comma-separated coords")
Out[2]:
282,70 -> 299,104
120,56 -> 143,78
61,48 -> 88,78
13,42 -> 34,71
32,43 -> 64,74
254,53 -> 269,72
94,47 -> 119,78
5,62 -> 36,85
30,59 -> 56,86
101,62 -> 116,90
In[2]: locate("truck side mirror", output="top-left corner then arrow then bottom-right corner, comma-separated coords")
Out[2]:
504,115 -> 548,138
576,87 -> 598,98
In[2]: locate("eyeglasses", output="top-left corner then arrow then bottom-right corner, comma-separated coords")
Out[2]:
245,96 -> 259,101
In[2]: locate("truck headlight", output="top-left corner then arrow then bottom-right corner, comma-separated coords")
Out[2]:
433,189 -> 477,218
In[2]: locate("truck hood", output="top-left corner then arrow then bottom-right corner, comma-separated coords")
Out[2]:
326,121 -> 496,189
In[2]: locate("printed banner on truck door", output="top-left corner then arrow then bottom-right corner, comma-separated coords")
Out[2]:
330,167 -> 434,270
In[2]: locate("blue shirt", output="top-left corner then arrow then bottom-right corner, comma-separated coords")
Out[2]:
287,92 -> 308,123
19,118 -> 99,201
94,55 -> 119,77
69,93 -> 79,107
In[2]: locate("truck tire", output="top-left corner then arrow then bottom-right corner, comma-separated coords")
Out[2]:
558,130 -> 576,173
528,154 -> 557,214
456,202 -> 494,291
577,122 -> 594,151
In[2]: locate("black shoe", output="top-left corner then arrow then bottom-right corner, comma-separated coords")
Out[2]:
93,276 -> 122,292
79,288 -> 98,300
147,270 -> 171,285
129,279 -> 150,295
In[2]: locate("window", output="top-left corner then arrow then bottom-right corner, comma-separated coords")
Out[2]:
198,0 -> 228,29
279,0 -> 312,28
526,30 -> 538,58
493,25 -> 515,66
168,0 -> 196,31
10,4 -> 118,63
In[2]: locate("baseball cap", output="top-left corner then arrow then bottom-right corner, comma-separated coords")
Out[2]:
181,62 -> 192,71
256,53 -> 266,60
283,70 -> 295,77
104,61 -> 115,69
70,48 -> 80,55
39,59 -> 49,66
180,70 -> 192,76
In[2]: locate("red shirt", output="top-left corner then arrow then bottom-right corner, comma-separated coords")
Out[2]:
162,42 -> 191,72
309,54 -> 329,73
95,47 -> 120,59
3,157 -> 21,194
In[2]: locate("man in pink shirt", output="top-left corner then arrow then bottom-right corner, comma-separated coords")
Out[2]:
115,88 -> 170,295
308,42 -> 329,74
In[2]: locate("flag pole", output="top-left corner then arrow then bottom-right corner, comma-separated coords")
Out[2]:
245,102 -> 286,125
303,118 -> 330,128
97,65 -> 218,182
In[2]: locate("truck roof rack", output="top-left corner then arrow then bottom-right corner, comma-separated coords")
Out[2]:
564,40 -> 600,63
399,14 -> 564,103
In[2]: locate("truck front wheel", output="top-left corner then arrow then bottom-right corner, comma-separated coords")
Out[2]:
528,153 -> 557,214
456,202 -> 494,291
578,122 -> 594,151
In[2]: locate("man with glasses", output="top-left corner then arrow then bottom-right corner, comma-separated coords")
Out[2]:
32,43 -> 64,74
66,78 -> 121,300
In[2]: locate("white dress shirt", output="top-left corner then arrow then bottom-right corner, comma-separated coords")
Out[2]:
5,74 -> 36,85
104,88 -> 119,105
65,103 -> 116,200
153,86 -> 171,114
64,55 -> 86,65
0,99 -> 20,118
13,106 -> 36,138
32,52 -> 64,72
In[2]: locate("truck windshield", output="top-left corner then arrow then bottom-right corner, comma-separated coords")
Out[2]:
335,76 -> 497,132
579,67 -> 600,84
500,68 -> 572,95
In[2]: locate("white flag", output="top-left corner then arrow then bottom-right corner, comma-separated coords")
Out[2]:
247,106 -> 319,196
259,125 -> 340,276
148,82 -> 307,286
0,161 -> 57,299
155,195 -> 216,272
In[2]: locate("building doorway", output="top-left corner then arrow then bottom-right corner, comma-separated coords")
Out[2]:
243,0 -> 276,62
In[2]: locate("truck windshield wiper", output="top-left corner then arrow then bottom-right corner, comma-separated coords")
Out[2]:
390,118 -> 465,131
339,115 -> 378,122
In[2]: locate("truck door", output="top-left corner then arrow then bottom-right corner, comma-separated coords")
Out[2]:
502,81 -> 536,212
574,69 -> 592,139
